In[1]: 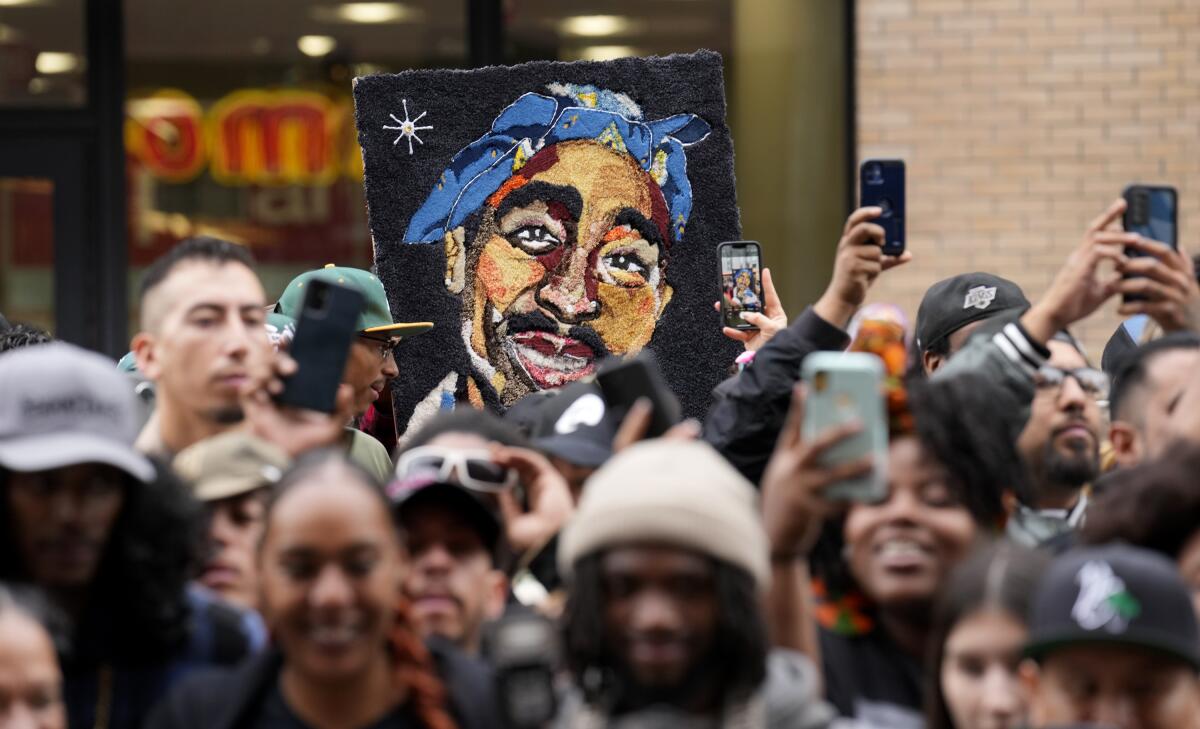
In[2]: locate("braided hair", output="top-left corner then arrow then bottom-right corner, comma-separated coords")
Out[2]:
263,450 -> 458,729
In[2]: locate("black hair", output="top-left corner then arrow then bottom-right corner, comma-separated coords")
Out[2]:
261,448 -> 392,547
924,541 -> 1048,729
0,582 -> 71,656
0,323 -> 53,353
401,409 -> 532,453
0,459 -> 203,666
562,552 -> 768,710
1109,332 -> 1200,423
138,236 -> 257,305
1082,442 -> 1200,559
811,373 -> 1026,598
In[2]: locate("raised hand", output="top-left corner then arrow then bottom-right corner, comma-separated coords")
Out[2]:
760,385 -> 873,558
489,445 -> 575,554
814,207 -> 913,329
1117,239 -> 1200,333
1022,198 -> 1131,343
717,267 -> 789,351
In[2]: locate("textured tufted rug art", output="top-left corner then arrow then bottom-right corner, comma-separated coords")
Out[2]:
353,50 -> 742,435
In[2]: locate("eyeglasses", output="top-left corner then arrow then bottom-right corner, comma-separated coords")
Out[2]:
1033,365 -> 1109,399
394,446 -> 516,493
358,334 -> 402,359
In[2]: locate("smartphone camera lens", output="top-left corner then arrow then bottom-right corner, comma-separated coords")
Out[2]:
864,163 -> 884,185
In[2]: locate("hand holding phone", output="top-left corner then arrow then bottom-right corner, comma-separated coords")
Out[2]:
717,241 -> 764,331
799,352 -> 887,502
860,160 -> 905,256
760,382 -> 878,557
596,351 -> 681,439
1121,184 -> 1179,304
275,279 -> 365,413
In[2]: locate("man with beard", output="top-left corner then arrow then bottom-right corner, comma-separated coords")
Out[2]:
1010,334 -> 1107,548
403,84 -> 709,412
555,439 -> 832,727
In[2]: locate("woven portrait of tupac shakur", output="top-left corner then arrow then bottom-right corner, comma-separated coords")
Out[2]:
353,50 -> 741,434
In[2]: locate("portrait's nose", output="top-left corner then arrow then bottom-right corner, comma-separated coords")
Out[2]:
537,248 -> 598,322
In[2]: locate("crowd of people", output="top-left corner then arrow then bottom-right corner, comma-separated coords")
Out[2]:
2,194 -> 1200,729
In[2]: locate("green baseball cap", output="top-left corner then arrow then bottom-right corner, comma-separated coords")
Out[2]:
274,264 -> 433,340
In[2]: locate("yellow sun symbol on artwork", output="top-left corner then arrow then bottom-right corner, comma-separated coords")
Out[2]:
383,99 -> 433,155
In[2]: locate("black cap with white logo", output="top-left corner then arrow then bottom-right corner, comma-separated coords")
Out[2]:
527,381 -> 616,468
1025,543 -> 1200,671
0,342 -> 153,482
915,272 -> 1029,352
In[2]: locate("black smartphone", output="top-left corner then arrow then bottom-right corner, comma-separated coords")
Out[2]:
1122,184 -> 1178,303
860,159 -> 906,255
275,279 -> 365,413
595,351 -> 681,439
717,240 -> 764,330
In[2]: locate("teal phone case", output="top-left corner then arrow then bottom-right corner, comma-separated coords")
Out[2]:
800,351 -> 887,502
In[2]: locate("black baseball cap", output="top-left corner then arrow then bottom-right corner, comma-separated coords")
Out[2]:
388,475 -> 504,558
916,272 -> 1029,352
527,381 -> 616,468
1025,543 -> 1200,671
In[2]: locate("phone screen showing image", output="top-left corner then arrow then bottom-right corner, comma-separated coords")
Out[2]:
719,242 -> 763,329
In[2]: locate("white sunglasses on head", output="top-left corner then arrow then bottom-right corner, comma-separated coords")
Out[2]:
394,446 -> 516,493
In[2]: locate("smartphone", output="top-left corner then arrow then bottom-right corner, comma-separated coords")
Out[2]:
595,351 -> 681,439
1122,184 -> 1178,303
276,279 -> 365,413
800,352 -> 887,502
860,159 -> 906,256
717,241 -> 764,330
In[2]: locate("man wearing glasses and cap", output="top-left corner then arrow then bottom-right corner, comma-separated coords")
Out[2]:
275,264 -> 432,482
1010,331 -> 1108,549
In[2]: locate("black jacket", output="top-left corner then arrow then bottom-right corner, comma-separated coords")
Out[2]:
703,307 -> 850,485
145,640 -> 501,729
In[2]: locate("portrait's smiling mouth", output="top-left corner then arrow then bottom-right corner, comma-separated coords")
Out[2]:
508,330 -> 597,389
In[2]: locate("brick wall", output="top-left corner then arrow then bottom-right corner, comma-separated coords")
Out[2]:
856,0 -> 1200,360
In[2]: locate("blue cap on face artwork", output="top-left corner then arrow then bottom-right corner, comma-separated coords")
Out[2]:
403,83 -> 711,247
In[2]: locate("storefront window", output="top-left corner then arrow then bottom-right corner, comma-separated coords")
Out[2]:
123,0 -> 467,332
0,0 -> 87,107
0,176 -> 54,331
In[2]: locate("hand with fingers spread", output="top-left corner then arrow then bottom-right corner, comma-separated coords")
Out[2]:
1116,238 -> 1200,333
489,444 -> 575,554
761,386 -> 875,558
240,352 -> 354,457
814,207 -> 914,330
714,267 -> 789,351
1022,198 -> 1131,344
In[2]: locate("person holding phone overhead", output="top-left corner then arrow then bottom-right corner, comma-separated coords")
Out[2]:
274,265 -> 434,483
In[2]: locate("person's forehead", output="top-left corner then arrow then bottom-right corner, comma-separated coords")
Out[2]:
1145,348 -> 1200,396
601,543 -> 713,577
1047,340 -> 1087,370
1045,643 -> 1190,678
0,611 -> 58,669
158,261 -> 266,316
268,479 -> 391,544
425,432 -> 491,450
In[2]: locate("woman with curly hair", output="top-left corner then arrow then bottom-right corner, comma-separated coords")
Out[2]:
762,371 -> 1028,727
149,450 -> 499,729
0,343 -> 261,729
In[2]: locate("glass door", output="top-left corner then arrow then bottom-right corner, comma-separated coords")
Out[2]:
0,137 -> 87,344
